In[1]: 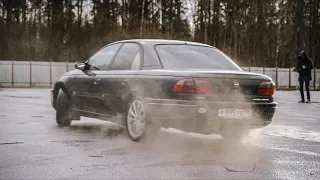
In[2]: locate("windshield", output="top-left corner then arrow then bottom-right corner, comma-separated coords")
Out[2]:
155,44 -> 242,71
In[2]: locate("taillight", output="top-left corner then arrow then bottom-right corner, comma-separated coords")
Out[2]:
173,79 -> 195,93
173,79 -> 213,94
258,81 -> 276,96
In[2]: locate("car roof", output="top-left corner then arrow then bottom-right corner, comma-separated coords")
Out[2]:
114,39 -> 214,48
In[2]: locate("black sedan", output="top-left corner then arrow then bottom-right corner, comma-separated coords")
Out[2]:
51,39 -> 277,141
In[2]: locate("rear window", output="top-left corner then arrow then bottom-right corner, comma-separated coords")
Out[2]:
155,45 -> 241,70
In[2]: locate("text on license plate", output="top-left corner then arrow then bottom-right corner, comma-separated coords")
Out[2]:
218,109 -> 252,119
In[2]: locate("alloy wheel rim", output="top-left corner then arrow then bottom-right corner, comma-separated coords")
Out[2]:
127,100 -> 146,139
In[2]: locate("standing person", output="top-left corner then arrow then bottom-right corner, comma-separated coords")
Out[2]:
293,51 -> 314,103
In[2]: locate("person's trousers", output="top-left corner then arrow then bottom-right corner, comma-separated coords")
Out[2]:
299,80 -> 310,101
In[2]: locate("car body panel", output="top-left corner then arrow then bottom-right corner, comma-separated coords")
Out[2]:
51,39 -> 277,133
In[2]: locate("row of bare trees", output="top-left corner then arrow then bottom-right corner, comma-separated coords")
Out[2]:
193,0 -> 320,67
0,0 -> 319,68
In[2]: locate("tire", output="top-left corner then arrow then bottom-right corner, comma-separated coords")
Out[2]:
125,97 -> 157,141
56,89 -> 71,126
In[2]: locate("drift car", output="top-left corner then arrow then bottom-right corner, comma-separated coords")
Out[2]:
51,39 -> 277,141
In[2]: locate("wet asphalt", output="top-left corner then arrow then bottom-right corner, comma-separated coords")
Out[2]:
0,88 -> 320,180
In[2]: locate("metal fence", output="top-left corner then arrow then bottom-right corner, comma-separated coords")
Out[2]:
1,60 -> 319,90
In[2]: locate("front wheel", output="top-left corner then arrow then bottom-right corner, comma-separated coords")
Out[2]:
56,89 -> 71,126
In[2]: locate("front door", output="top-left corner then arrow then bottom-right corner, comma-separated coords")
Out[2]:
93,42 -> 142,118
83,43 -> 123,117
69,70 -> 96,112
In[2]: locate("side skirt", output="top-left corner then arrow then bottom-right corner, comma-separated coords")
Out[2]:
72,108 -> 125,125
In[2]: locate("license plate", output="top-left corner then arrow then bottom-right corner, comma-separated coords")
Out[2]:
218,109 -> 252,119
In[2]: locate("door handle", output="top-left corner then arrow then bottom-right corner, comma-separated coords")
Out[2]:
122,79 -> 130,86
93,78 -> 101,85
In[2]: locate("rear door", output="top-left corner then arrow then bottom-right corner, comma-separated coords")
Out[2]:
93,42 -> 142,116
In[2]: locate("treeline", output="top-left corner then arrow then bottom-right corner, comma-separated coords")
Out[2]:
0,0 -> 319,68
193,0 -> 320,67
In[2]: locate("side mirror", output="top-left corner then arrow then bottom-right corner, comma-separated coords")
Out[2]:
75,62 -> 86,71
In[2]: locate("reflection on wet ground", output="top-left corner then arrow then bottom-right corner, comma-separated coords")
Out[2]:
65,117 -> 266,174
0,89 -> 320,179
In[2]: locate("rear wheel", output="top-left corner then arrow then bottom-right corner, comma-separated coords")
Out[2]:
126,98 -> 148,141
125,97 -> 161,141
56,89 -> 71,126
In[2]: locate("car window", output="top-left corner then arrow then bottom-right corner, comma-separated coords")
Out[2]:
130,50 -> 141,70
155,45 -> 242,70
88,43 -> 122,70
111,43 -> 140,70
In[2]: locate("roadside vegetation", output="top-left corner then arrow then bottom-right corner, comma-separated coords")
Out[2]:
0,0 -> 319,68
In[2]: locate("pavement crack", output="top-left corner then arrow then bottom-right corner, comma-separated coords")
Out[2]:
145,160 -> 217,167
88,155 -> 103,158
49,140 -> 96,143
0,142 -> 24,145
225,163 -> 256,173
5,95 -> 40,99
31,115 -> 44,118
101,147 -> 129,156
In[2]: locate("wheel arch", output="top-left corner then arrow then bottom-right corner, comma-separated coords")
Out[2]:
120,90 -> 139,113
53,82 -> 70,108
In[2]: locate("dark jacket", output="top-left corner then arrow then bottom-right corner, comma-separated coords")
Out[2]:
296,52 -> 314,81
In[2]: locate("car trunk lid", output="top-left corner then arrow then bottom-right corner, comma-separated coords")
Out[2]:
178,70 -> 273,102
